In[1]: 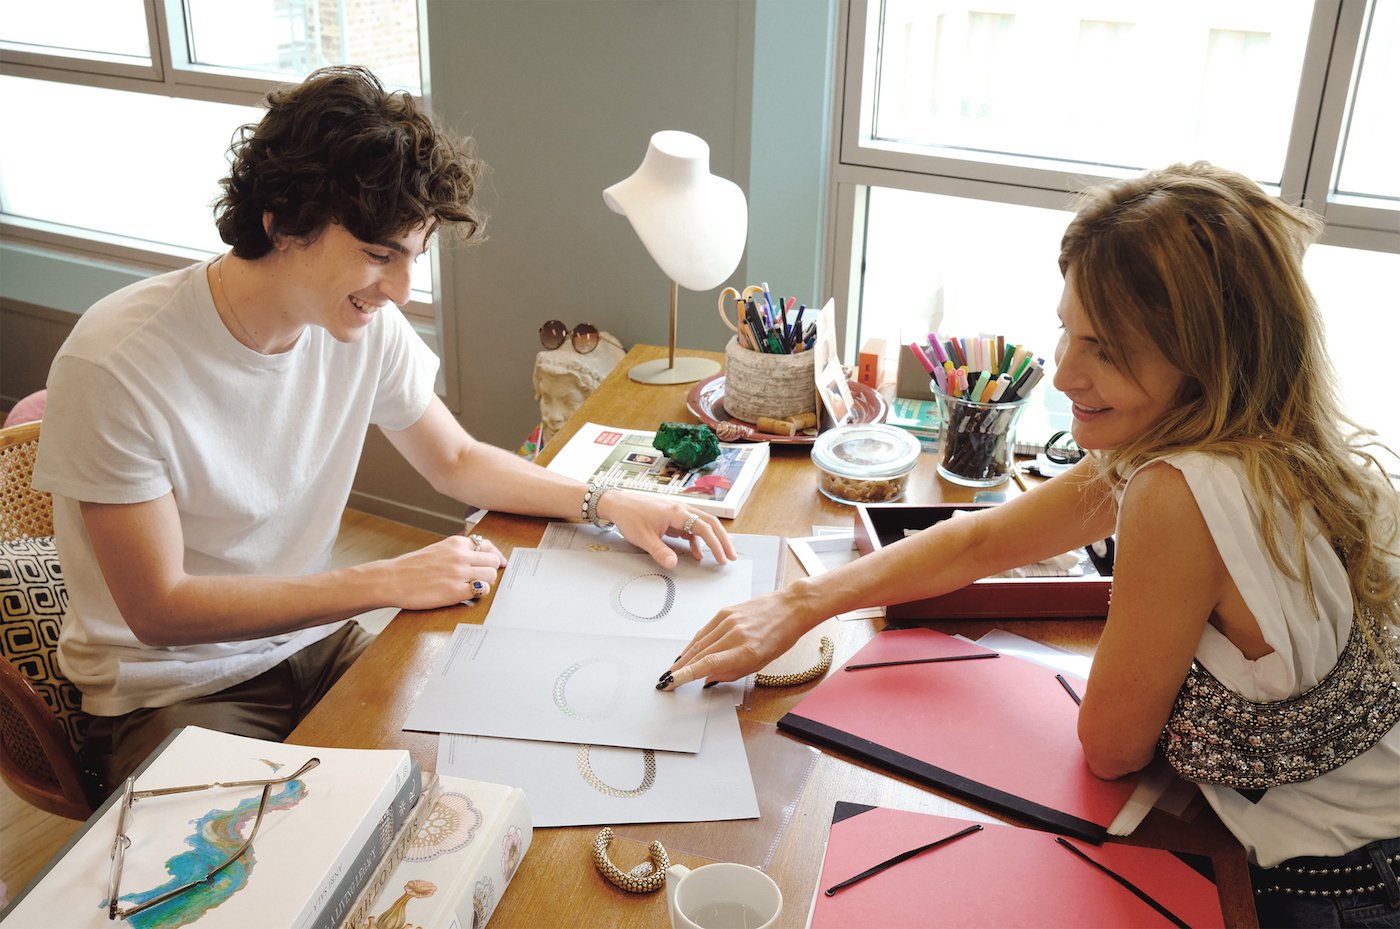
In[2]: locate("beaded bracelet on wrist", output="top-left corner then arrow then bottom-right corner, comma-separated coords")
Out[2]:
582,481 -> 616,530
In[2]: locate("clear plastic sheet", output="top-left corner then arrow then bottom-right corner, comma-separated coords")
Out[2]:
614,720 -> 818,870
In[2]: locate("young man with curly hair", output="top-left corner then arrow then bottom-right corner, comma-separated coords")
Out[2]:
35,66 -> 734,790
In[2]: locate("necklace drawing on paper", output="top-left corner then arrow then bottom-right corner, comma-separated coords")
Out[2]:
577,745 -> 657,798
552,657 -> 628,720
610,572 -> 678,623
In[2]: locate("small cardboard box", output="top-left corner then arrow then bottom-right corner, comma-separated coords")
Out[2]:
854,503 -> 1112,620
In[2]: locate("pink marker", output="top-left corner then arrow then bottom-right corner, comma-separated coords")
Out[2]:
908,342 -> 936,374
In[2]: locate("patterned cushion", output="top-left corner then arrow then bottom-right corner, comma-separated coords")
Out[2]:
0,536 -> 87,751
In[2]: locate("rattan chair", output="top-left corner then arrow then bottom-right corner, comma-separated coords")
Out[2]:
0,419 -> 95,819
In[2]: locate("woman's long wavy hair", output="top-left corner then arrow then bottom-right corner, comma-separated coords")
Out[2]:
214,65 -> 484,257
1060,162 -> 1398,662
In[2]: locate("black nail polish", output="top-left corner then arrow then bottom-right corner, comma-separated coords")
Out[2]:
655,679 -> 671,691
703,680 -> 719,689
657,671 -> 674,686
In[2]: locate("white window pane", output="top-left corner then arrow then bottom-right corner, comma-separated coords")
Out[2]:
859,187 -> 1073,445
184,0 -> 422,93
0,0 -> 149,60
1335,0 -> 1399,200
0,76 -> 254,254
1304,244 -> 1400,452
871,0 -> 1312,184
859,187 -> 1400,457
0,75 -> 435,300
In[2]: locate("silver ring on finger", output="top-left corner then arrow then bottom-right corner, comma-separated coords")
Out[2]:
681,514 -> 698,537
468,533 -> 485,551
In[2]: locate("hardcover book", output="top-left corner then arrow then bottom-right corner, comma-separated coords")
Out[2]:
1,726 -> 415,929
343,775 -> 533,929
545,421 -> 769,519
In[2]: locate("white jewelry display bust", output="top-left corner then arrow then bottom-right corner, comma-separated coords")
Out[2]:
603,130 -> 747,291
605,131 -> 747,385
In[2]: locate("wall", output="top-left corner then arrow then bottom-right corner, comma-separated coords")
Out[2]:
0,0 -> 835,534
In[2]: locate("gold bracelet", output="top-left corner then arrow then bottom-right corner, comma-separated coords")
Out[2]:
754,636 -> 834,687
592,826 -> 670,893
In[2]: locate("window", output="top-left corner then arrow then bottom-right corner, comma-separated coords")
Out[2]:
832,0 -> 1399,459
0,0 -> 435,320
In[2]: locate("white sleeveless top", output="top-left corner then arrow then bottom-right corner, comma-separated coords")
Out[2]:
1123,452 -> 1400,867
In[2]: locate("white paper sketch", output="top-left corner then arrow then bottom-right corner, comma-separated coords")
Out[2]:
403,625 -> 720,753
437,703 -> 758,827
538,523 -> 784,599
485,548 -> 752,640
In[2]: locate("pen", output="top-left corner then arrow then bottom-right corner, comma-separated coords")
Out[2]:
1055,673 -> 1082,705
844,652 -> 999,671
825,824 -> 982,895
1011,465 -> 1029,493
1054,838 -> 1192,929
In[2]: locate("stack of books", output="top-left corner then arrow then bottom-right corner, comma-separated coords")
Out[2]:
0,727 -> 530,929
343,776 -> 532,929
885,396 -> 940,452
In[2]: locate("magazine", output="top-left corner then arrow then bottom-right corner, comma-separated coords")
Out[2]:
546,422 -> 770,519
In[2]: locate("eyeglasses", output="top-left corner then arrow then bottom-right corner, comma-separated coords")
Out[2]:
107,757 -> 319,921
539,320 -> 600,354
1044,429 -> 1085,465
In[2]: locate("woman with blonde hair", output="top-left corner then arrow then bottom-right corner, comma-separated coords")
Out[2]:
664,163 -> 1400,927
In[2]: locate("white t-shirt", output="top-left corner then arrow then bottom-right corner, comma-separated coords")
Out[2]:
33,260 -> 438,716
1126,452 -> 1400,867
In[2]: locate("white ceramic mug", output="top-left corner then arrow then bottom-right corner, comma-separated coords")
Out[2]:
665,862 -> 782,929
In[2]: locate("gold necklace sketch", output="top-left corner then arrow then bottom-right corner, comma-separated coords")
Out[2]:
576,745 -> 657,798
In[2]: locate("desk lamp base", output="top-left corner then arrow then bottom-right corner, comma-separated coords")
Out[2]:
628,356 -> 720,385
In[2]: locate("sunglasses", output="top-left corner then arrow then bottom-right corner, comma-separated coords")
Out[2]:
539,320 -> 601,354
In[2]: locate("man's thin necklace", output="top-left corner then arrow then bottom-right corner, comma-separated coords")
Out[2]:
214,256 -> 269,355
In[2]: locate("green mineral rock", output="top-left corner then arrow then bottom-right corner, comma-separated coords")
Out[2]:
653,422 -> 721,470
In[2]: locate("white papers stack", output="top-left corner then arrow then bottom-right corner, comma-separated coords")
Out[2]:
404,533 -> 768,827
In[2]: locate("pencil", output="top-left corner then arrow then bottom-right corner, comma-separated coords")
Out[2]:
1011,465 -> 1029,493
825,824 -> 983,895
1054,837 -> 1192,928
844,653 -> 999,672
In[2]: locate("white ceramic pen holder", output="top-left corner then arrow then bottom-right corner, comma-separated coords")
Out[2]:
723,336 -> 816,423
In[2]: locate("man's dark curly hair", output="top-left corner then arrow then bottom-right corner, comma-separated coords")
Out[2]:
214,65 -> 484,258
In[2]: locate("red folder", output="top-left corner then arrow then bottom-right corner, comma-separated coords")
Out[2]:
812,803 -> 1225,928
778,628 -> 1137,841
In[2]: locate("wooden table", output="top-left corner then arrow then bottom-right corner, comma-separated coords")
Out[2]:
291,344 -> 1256,928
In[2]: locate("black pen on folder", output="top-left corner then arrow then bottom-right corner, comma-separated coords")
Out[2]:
844,652 -> 999,672
825,824 -> 983,895
1055,673 -> 1082,705
1054,837 -> 1192,928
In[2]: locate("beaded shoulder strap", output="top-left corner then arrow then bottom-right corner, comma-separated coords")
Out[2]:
1161,610 -> 1400,789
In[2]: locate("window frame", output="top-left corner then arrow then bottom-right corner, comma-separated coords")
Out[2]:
825,0 -> 1399,355
0,0 -> 447,359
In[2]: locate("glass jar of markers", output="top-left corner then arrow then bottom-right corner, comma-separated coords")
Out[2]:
909,332 -> 1046,488
935,393 -> 1028,487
